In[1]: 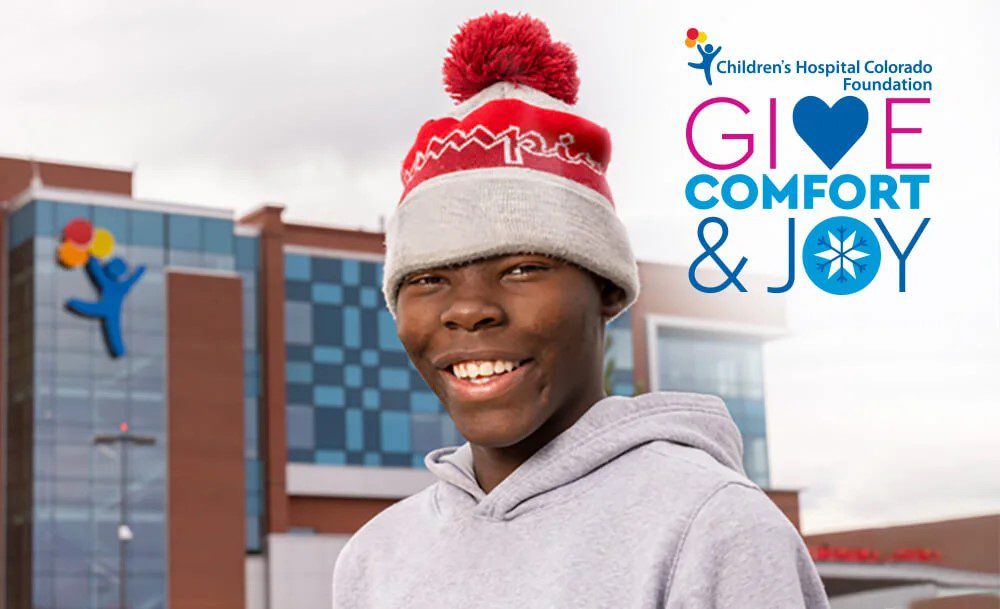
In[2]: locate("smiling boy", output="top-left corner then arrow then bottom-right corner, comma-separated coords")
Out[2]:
396,253 -> 627,495
331,12 -> 829,609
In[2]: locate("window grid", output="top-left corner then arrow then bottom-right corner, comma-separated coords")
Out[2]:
654,326 -> 771,487
283,251 -> 464,468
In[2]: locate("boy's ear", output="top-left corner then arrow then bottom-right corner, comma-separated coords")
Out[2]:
598,277 -> 628,320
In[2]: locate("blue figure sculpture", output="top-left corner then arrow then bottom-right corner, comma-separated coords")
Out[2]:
688,43 -> 722,86
66,256 -> 146,357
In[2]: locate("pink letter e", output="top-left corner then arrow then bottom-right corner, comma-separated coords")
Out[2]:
886,98 -> 931,169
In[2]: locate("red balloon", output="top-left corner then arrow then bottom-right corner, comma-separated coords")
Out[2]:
687,28 -> 699,40
63,218 -> 93,245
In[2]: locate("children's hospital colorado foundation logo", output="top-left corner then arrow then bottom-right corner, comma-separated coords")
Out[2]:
681,26 -> 932,296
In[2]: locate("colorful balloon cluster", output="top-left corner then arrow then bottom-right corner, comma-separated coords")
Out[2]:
685,28 -> 708,48
58,218 -> 115,268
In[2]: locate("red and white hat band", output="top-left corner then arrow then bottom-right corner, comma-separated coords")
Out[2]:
399,98 -> 613,205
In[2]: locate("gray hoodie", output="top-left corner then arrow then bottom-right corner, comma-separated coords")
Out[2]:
331,391 -> 830,608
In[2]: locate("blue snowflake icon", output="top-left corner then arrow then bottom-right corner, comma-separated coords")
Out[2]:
802,216 -> 881,295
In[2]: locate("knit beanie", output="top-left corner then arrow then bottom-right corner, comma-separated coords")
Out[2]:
381,12 -> 640,322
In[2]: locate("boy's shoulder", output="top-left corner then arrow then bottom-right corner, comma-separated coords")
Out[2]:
634,437 -> 755,491
584,437 -> 771,523
638,440 -> 798,535
332,485 -> 440,606
339,482 -> 440,557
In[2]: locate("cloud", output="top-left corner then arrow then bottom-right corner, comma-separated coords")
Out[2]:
766,323 -> 1000,532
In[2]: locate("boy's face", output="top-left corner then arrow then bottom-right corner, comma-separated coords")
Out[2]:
396,253 -> 626,449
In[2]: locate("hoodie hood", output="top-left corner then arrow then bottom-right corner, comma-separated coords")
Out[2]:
424,391 -> 745,521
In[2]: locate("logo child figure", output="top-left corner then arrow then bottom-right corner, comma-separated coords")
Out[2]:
686,27 -> 722,85
58,219 -> 145,358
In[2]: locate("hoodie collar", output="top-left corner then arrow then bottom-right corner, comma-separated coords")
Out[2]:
424,391 -> 745,521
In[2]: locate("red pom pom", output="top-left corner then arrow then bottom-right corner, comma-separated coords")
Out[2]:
443,12 -> 580,105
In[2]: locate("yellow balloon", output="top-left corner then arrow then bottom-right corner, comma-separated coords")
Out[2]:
697,31 -> 707,43
89,228 -> 115,259
58,241 -> 88,268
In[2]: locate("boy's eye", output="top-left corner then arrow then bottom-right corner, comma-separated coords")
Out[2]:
407,274 -> 442,286
506,263 -> 548,276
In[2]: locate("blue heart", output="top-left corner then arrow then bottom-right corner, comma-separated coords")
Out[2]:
792,96 -> 868,170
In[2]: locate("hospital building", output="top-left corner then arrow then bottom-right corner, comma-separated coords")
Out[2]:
0,156 -> 792,608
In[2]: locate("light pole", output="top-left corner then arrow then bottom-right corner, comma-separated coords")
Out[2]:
93,422 -> 156,609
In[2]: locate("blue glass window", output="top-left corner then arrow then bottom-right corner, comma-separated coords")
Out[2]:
342,259 -> 360,285
130,210 -> 165,247
379,368 -> 409,390
94,206 -> 128,240
285,302 -> 312,344
283,251 -> 465,468
312,283 -> 342,304
343,307 -> 360,348
654,326 -> 769,486
380,411 -> 411,453
410,391 -> 439,413
344,365 -> 362,388
316,450 -> 346,465
235,236 -> 258,270
14,194 -> 235,603
345,409 -> 363,450
285,253 -> 311,280
378,310 -> 403,351
203,218 -> 234,254
167,214 -> 201,250
314,385 -> 345,407
35,200 -> 55,237
287,405 -> 315,449
8,202 -> 35,249
360,286 -> 378,308
313,346 -> 343,364
286,362 -> 313,384
54,201 -> 91,230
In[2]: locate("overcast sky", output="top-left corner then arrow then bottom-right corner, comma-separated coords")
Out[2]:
1,0 -> 996,533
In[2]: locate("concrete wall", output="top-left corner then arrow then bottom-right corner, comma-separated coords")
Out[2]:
266,533 -> 352,609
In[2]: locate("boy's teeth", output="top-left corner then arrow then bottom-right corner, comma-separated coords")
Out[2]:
451,359 -> 520,379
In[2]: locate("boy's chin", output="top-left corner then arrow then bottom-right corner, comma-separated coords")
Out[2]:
449,408 -> 545,450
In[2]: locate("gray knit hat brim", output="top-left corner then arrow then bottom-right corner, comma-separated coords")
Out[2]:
381,166 -> 639,323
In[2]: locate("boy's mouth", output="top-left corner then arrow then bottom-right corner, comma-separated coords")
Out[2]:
447,358 -> 530,382
440,358 -> 534,401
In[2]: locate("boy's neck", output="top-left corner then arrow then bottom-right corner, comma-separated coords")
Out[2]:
469,383 -> 607,495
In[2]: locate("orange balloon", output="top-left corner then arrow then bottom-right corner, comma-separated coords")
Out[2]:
685,38 -> 696,48
58,241 -> 88,268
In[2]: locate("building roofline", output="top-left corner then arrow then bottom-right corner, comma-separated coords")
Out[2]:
815,562 -> 999,590
4,185 -> 233,219
281,218 -> 384,239
0,152 -> 134,175
282,243 -> 385,262
645,312 -> 789,341
805,512 -> 1000,537
237,202 -> 285,226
